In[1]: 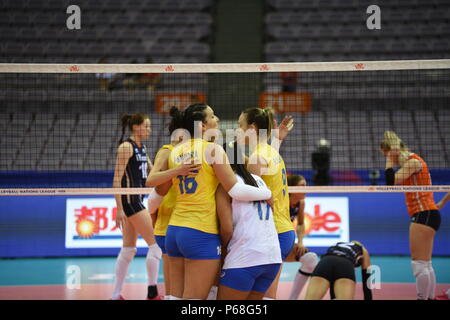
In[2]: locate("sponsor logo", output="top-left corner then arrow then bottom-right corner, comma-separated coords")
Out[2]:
65,198 -> 148,248
259,64 -> 270,71
303,197 -> 350,247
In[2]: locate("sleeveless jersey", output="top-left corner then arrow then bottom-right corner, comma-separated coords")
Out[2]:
325,242 -> 363,267
154,144 -> 177,236
403,153 -> 438,216
121,138 -> 148,188
290,202 -> 300,222
251,143 -> 293,234
223,174 -> 282,269
167,138 -> 219,234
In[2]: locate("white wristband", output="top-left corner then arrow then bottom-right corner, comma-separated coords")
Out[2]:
228,182 -> 272,202
147,189 -> 164,214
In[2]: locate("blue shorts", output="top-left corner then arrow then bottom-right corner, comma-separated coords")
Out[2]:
278,230 -> 295,261
165,225 -> 221,260
220,264 -> 281,293
155,236 -> 166,254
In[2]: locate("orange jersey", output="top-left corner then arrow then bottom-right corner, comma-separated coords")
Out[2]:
403,153 -> 438,216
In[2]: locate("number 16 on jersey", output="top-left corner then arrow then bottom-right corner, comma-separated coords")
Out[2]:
177,175 -> 198,194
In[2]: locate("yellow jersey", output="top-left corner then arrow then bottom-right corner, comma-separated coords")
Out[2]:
168,138 -> 219,234
251,143 -> 293,234
154,144 -> 177,236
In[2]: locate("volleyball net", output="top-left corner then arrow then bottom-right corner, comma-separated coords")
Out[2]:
0,60 -> 450,195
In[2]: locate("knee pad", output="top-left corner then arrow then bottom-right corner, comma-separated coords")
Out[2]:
411,260 -> 430,278
299,252 -> 318,274
147,243 -> 162,260
119,247 -> 137,263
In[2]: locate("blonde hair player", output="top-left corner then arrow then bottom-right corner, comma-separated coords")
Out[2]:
111,113 -> 163,300
148,103 -> 272,300
145,107 -> 201,300
239,107 -> 296,300
381,130 -> 441,300
305,241 -> 373,300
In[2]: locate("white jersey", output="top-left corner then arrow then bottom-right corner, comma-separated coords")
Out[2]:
223,174 -> 283,269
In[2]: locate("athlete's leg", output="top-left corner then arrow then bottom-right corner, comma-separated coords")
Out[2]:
127,209 -> 157,246
304,276 -> 330,300
162,254 -> 171,298
183,259 -> 221,299
247,291 -> 265,300
127,209 -> 162,299
218,285 -> 250,300
112,219 -> 138,300
155,235 -> 171,299
410,222 -> 436,300
289,252 -> 319,300
263,266 -> 282,299
265,231 -> 295,299
168,256 -> 185,299
165,226 -> 185,299
333,278 -> 356,300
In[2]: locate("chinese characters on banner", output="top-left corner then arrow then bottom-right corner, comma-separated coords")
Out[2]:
65,198 -> 148,248
65,197 -> 347,249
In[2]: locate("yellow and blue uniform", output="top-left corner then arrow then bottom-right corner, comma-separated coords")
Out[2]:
251,142 -> 295,260
165,138 -> 221,259
153,144 -> 176,254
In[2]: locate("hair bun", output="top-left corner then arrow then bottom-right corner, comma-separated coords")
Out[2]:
169,106 -> 180,118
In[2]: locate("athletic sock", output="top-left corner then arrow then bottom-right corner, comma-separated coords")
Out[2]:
288,271 -> 309,300
412,260 -> 431,300
428,262 -> 436,300
146,244 -> 162,299
112,247 -> 136,300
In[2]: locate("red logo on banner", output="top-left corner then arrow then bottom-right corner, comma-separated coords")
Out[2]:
259,64 -> 270,71
304,204 -> 342,235
76,219 -> 97,238
74,206 -> 111,238
355,63 -> 365,70
69,65 -> 80,72
165,65 -> 175,72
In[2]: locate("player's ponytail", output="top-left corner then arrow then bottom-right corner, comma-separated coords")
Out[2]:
119,114 -> 132,145
224,141 -> 259,188
168,106 -> 185,134
118,113 -> 149,145
242,107 -> 275,137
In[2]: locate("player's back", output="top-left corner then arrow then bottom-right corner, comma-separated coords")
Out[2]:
251,143 -> 292,234
403,153 -> 438,215
168,138 -> 219,234
224,174 -> 282,269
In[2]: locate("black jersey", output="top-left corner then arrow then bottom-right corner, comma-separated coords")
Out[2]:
325,242 -> 363,267
290,202 -> 300,222
121,138 -> 148,189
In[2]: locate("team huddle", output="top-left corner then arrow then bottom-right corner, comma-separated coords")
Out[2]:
110,103 -> 445,300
